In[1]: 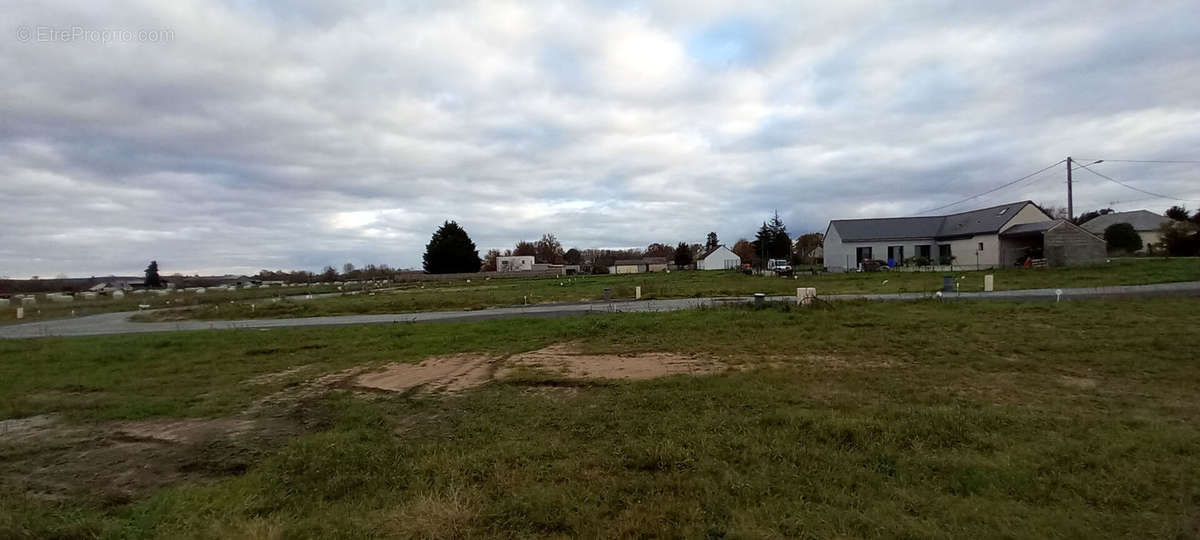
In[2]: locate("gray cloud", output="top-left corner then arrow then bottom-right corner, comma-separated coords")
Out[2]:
2,0 -> 1199,277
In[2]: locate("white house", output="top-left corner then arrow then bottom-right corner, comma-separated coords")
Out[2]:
497,255 -> 535,272
824,201 -> 1053,272
696,245 -> 741,270
1079,210 -> 1170,253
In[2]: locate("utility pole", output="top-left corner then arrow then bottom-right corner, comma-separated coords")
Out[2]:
1066,156 -> 1073,221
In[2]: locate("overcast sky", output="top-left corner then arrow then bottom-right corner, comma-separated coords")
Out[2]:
3,1 -> 1199,277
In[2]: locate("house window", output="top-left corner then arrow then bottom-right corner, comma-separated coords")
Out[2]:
938,244 -> 952,265
887,246 -> 904,265
977,241 -> 984,251
856,246 -> 873,262
916,245 -> 932,259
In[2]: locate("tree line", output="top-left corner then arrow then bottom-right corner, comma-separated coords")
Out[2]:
419,215 -> 826,274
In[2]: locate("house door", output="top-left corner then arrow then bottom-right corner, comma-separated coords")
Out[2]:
938,244 -> 952,265
887,246 -> 904,266
855,246 -> 872,263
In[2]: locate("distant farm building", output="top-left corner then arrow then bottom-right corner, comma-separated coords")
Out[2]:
609,257 -> 669,274
497,256 -> 535,272
1000,220 -> 1107,267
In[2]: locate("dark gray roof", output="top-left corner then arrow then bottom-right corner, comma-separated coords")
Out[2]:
697,244 -> 731,260
830,201 -> 1042,242
828,216 -> 943,242
643,257 -> 668,264
1000,220 -> 1058,236
937,201 -> 1035,237
613,259 -> 644,266
1079,210 -> 1169,233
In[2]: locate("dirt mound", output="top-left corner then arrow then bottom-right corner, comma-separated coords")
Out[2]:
356,354 -> 497,394
354,344 -> 721,394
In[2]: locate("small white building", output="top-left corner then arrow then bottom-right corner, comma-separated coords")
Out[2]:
696,245 -> 741,270
497,255 -> 535,272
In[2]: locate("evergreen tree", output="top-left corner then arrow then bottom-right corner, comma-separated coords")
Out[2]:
705,232 -> 719,252
422,221 -> 482,274
673,241 -> 693,267
750,211 -> 791,265
144,261 -> 162,288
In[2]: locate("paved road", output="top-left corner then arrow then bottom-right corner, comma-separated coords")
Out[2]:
3,281 -> 1199,339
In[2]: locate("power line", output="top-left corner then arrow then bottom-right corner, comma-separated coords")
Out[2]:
1102,196 -> 1200,207
1073,161 -> 1197,202
1075,159 -> 1200,164
918,159 -> 1065,215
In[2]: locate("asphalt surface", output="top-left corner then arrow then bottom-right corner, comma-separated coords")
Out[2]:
3,281 -> 1199,339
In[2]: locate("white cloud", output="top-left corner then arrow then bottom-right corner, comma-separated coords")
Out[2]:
1,0 -> 1199,277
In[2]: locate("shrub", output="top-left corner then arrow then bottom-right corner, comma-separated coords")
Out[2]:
1103,223 -> 1142,254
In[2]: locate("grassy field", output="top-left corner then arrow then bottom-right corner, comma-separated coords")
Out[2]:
134,257 -> 1200,321
2,297 -> 1199,538
0,284 -> 345,324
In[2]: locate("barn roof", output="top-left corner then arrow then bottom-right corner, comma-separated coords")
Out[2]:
1079,210 -> 1169,233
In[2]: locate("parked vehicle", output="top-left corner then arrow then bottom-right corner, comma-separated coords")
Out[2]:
860,259 -> 891,272
767,259 -> 794,277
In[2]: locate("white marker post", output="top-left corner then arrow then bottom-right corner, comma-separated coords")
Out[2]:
984,274 -> 994,292
635,286 -> 641,300
16,307 -> 23,319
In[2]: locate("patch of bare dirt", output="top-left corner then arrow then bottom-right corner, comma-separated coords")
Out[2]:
0,416 -> 262,505
0,414 -> 60,443
354,344 -> 724,395
356,354 -> 499,394
1,382 -> 342,506
501,343 -> 722,380
114,418 -> 256,444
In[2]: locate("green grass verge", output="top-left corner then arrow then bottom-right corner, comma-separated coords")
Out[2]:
0,284 -> 344,324
137,258 -> 1200,321
2,298 -> 1199,537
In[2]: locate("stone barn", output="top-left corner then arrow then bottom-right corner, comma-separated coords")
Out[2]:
999,220 -> 1106,267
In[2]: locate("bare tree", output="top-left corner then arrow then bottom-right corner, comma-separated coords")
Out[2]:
513,241 -> 537,257
1037,202 -> 1069,220
646,243 -> 675,260
732,239 -> 755,263
535,233 -> 565,264
483,249 -> 501,271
